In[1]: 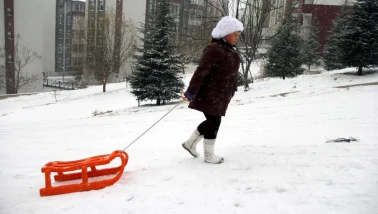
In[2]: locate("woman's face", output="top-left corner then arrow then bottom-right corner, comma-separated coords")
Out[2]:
224,31 -> 241,46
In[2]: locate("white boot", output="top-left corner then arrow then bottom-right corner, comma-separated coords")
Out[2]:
182,129 -> 203,158
203,139 -> 224,164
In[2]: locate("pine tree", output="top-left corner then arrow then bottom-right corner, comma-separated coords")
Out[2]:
323,6 -> 350,71
265,23 -> 304,80
339,0 -> 378,75
301,18 -> 321,72
130,0 -> 184,105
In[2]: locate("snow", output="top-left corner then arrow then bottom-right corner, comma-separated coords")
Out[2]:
1,68 -> 378,214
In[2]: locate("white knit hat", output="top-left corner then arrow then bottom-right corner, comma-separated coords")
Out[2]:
211,16 -> 244,39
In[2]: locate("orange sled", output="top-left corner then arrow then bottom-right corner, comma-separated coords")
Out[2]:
40,150 -> 128,197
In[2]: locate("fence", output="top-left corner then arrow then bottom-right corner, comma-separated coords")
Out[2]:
43,79 -> 80,90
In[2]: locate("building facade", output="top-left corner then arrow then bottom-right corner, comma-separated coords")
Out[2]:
71,1 -> 86,74
0,0 -> 147,93
268,0 -> 355,54
1,0 -> 56,94
55,0 -> 86,75
84,0 -> 123,83
297,0 -> 355,54
2,0 -> 15,93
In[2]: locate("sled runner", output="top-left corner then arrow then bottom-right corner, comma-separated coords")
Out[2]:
39,150 -> 128,197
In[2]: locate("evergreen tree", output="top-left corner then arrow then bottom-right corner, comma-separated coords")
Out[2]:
301,18 -> 321,72
323,6 -> 350,71
265,23 -> 304,80
339,0 -> 378,75
130,0 -> 184,105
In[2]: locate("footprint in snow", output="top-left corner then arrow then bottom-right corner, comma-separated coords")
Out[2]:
162,176 -> 173,181
275,187 -> 287,193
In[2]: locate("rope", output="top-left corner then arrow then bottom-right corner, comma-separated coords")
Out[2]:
122,100 -> 184,151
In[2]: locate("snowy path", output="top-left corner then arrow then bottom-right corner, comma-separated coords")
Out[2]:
0,70 -> 378,214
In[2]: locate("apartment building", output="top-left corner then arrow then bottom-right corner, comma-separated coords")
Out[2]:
55,0 -> 86,75
84,0 -> 145,83
298,0 -> 355,54
268,0 -> 356,53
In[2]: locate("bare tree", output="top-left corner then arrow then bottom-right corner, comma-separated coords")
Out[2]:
0,34 -> 42,94
176,0 -> 225,69
172,0 -> 300,90
88,9 -> 137,92
119,55 -> 137,87
234,0 -> 301,90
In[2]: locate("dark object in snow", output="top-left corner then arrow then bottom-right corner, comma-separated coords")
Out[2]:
92,110 -> 114,116
326,137 -> 358,143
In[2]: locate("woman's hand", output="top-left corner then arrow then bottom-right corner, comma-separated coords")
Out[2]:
181,91 -> 195,102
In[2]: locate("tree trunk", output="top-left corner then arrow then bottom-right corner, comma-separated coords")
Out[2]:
102,78 -> 107,92
357,66 -> 363,76
156,97 -> 161,105
283,75 -> 286,80
243,60 -> 252,90
243,70 -> 249,89
308,64 -> 311,72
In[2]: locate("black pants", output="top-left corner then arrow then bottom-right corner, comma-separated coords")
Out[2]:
197,113 -> 222,139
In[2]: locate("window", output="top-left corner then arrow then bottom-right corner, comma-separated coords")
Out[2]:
7,32 -> 12,39
89,17 -> 94,29
7,8 -> 12,16
67,3 -> 71,11
97,38 -> 103,47
59,29 -> 63,39
58,44 -> 63,53
303,14 -> 312,27
292,1 -> 299,8
75,3 -> 80,11
8,55 -> 13,63
67,16 -> 71,25
99,0 -> 105,11
67,32 -> 71,39
76,57 -> 81,67
80,44 -> 85,52
59,15 -> 63,24
90,0 -> 95,11
117,0 -> 122,4
99,18 -> 104,29
59,3 -> 63,9
74,44 -> 79,53
66,58 -> 70,66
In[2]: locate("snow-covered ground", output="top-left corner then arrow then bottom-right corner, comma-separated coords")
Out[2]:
1,68 -> 378,214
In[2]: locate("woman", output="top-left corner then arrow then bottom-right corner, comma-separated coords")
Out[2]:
182,16 -> 243,164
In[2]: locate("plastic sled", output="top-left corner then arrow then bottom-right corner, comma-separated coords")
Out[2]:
40,150 -> 128,197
